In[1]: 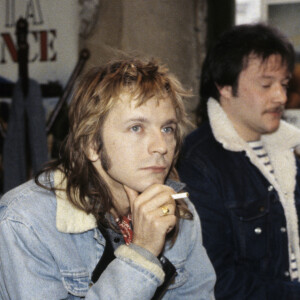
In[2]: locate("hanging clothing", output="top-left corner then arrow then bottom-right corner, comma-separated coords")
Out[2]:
3,79 -> 48,192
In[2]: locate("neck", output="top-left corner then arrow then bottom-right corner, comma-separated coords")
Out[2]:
104,175 -> 130,217
233,124 -> 260,142
221,101 -> 261,142
111,188 -> 130,217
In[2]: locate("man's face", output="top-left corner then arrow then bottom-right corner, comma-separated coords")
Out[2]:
220,54 -> 290,141
93,93 -> 177,193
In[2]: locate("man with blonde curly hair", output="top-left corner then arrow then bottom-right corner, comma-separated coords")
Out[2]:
0,58 -> 215,299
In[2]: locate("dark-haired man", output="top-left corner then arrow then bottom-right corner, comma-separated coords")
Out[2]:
0,59 -> 215,299
178,23 -> 300,299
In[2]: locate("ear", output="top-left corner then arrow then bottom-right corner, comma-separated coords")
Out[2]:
217,85 -> 233,100
87,145 -> 100,162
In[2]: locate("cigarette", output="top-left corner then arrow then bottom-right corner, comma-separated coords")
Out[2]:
171,192 -> 189,200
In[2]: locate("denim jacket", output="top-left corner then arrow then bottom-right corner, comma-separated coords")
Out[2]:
177,98 -> 300,300
0,171 -> 215,300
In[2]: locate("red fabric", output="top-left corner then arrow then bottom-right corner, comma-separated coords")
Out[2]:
116,215 -> 133,245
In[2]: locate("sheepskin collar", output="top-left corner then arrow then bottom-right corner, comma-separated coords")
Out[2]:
208,97 -> 300,153
54,169 -> 97,233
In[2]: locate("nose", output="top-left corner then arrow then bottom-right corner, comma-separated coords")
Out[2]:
148,130 -> 168,155
273,83 -> 287,105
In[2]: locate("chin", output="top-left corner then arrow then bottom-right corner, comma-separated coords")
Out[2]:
262,126 -> 279,134
268,124 -> 280,134
134,179 -> 166,193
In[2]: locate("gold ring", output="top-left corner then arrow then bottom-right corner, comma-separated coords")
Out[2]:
161,206 -> 169,216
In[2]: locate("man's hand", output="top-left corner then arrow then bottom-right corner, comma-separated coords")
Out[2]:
124,184 -> 177,257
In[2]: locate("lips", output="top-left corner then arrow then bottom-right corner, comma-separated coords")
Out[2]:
141,166 -> 167,173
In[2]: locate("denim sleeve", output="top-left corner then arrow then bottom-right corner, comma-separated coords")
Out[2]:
189,205 -> 216,300
166,203 -> 216,300
128,243 -> 162,268
0,219 -> 70,300
178,156 -> 300,300
87,244 -> 165,299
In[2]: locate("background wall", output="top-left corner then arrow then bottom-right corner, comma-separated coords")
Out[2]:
80,0 -> 208,123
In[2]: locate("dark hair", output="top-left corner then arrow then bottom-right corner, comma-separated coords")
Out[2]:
197,23 -> 295,124
35,58 -> 192,239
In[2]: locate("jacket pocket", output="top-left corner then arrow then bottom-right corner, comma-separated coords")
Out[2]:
61,270 -> 90,297
227,199 -> 270,260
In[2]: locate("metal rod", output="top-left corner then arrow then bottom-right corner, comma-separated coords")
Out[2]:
46,48 -> 90,133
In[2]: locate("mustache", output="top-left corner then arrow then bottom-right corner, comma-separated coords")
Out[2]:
264,105 -> 285,114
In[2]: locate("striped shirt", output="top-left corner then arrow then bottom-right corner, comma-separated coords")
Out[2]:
248,140 -> 274,176
249,140 -> 299,281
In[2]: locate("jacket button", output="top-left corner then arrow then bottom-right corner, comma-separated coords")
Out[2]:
280,227 -> 286,233
284,271 -> 290,277
268,185 -> 274,192
254,227 -> 262,234
114,237 -> 120,243
160,256 -> 166,264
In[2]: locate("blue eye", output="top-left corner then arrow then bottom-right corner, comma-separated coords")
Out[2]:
162,127 -> 174,133
131,125 -> 141,132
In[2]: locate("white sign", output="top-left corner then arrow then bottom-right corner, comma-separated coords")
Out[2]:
0,0 -> 79,86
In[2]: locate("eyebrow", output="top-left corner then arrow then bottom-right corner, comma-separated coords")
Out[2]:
124,117 -> 178,125
162,118 -> 178,126
260,75 -> 291,81
125,117 -> 149,124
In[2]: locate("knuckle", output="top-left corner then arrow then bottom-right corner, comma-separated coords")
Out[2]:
167,186 -> 175,193
163,186 -> 175,195
139,203 -> 148,216
152,183 -> 163,191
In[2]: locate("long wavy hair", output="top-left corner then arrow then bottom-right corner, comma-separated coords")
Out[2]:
36,58 -> 193,236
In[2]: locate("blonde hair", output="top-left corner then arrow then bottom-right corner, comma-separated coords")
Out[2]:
70,58 -> 191,163
37,58 -> 192,229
